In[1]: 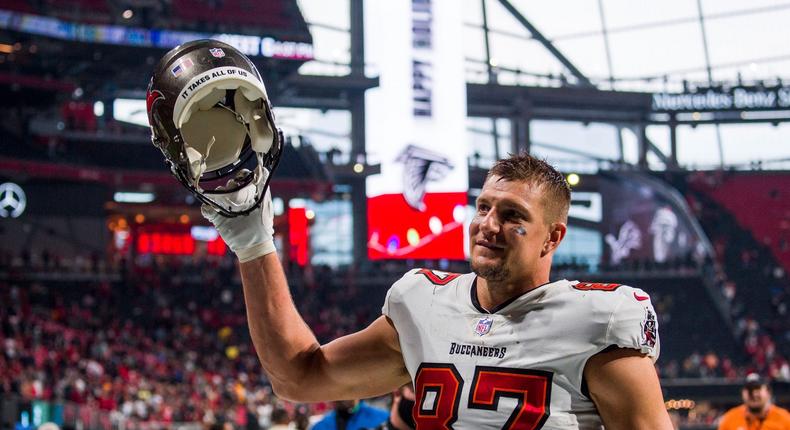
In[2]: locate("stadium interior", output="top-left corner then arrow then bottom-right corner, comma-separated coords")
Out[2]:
0,0 -> 789,429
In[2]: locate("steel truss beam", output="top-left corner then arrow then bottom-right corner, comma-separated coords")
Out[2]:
467,83 -> 651,122
274,74 -> 379,111
496,0 -> 593,87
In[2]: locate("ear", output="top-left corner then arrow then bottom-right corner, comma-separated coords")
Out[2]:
542,222 -> 567,256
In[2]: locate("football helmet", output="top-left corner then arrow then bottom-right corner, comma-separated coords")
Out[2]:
147,39 -> 282,217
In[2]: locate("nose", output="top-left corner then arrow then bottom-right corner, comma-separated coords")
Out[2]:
478,209 -> 501,237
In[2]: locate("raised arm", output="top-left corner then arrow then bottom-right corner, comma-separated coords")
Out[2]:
239,253 -> 410,401
584,347 -> 673,430
203,189 -> 409,402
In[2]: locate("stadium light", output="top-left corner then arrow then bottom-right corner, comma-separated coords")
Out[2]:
191,226 -> 219,242
93,101 -> 104,117
113,192 -> 155,203
272,197 -> 285,216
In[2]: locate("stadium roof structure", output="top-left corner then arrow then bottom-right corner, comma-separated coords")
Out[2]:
462,0 -> 790,92
296,0 -> 790,170
458,0 -> 790,170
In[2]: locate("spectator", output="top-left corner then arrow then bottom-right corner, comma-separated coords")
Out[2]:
380,384 -> 415,430
717,373 -> 790,430
270,407 -> 291,430
311,400 -> 388,430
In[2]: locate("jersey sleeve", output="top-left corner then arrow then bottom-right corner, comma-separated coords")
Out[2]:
605,287 -> 661,361
381,268 -> 421,319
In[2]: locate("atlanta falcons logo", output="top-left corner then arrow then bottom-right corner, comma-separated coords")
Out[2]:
396,145 -> 453,211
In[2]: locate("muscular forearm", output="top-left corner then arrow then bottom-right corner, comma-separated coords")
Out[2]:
239,253 -> 321,396
238,253 -> 409,402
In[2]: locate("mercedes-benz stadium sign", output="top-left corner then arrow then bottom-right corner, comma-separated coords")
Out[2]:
652,85 -> 790,113
0,182 -> 26,218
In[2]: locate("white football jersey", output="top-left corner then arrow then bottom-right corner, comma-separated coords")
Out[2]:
382,269 -> 660,430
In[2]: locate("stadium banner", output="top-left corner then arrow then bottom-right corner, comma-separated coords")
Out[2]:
365,0 -> 468,260
598,174 -> 705,266
652,85 -> 790,113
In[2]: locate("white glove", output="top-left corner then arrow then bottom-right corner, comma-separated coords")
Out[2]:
200,177 -> 276,263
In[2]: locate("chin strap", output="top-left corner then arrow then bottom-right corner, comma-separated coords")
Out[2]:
185,136 -> 215,190
215,100 -> 265,151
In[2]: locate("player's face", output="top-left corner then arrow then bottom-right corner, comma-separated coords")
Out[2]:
470,175 -> 551,283
742,386 -> 770,413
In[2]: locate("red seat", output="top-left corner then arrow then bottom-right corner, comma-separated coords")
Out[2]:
693,173 -> 790,272
45,0 -> 112,24
172,0 -> 287,29
1,0 -> 35,13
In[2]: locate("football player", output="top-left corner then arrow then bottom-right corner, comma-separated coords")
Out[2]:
149,41 -> 672,429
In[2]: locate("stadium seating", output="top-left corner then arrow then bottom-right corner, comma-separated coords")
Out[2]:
43,0 -> 112,24
1,0 -> 34,13
172,0 -> 288,29
1,0 -> 295,33
670,172 -> 790,380
689,172 -> 790,274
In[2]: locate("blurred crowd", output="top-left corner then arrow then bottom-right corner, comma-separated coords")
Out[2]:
1,254 -> 340,429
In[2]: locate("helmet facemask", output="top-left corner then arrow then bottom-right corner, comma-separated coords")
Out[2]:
168,67 -> 282,217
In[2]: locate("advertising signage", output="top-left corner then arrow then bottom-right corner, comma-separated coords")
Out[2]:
0,10 -> 313,60
365,0 -> 468,260
652,85 -> 790,113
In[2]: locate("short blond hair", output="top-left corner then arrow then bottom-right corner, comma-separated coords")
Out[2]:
487,153 -> 571,224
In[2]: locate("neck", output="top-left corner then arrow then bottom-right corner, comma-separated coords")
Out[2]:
748,404 -> 770,419
476,273 -> 549,311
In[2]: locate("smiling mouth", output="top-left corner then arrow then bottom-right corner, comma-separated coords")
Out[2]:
476,240 -> 504,251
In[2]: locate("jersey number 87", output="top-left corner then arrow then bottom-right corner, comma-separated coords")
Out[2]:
414,363 -> 553,430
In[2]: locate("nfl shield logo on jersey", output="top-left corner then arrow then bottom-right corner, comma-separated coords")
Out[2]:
475,317 -> 493,336
209,48 -> 226,58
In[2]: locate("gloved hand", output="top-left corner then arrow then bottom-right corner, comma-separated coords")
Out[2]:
200,172 -> 275,263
